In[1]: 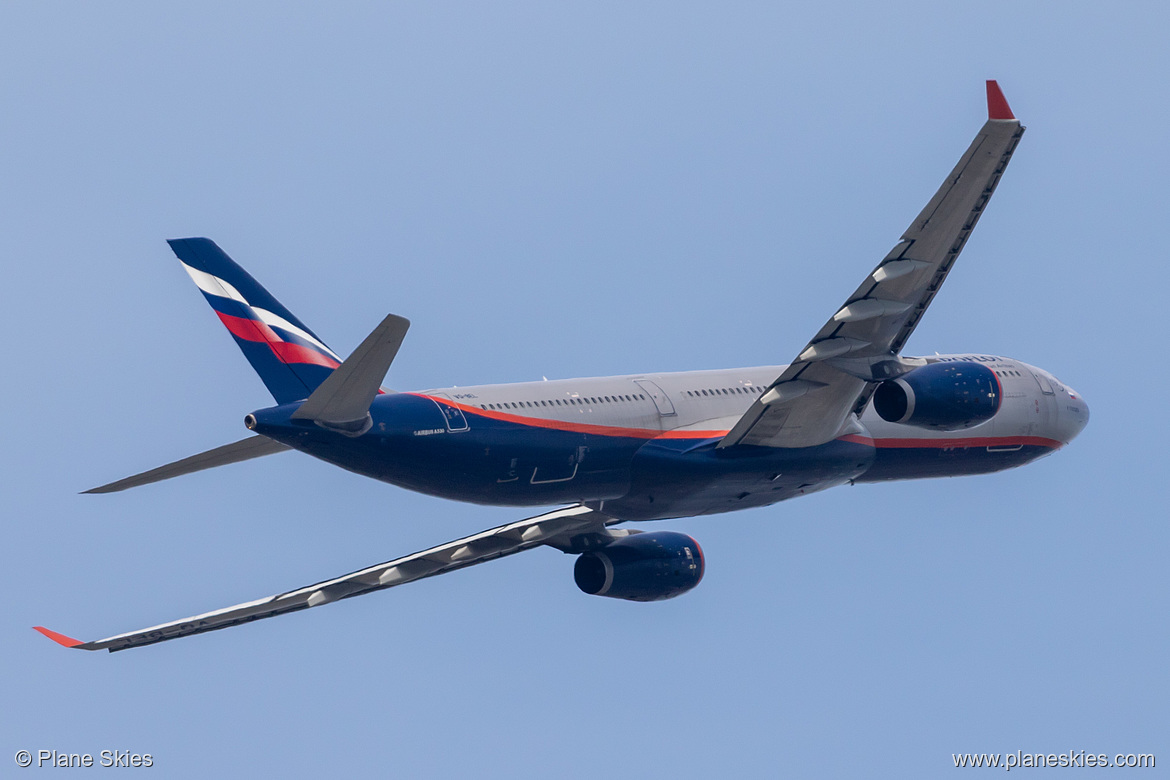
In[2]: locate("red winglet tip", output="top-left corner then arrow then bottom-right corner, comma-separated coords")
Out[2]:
986,80 -> 1015,120
34,626 -> 84,648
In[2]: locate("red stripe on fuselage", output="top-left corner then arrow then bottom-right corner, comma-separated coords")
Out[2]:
417,396 -> 1063,449
417,395 -> 728,440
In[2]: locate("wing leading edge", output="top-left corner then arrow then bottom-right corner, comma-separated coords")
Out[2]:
35,505 -> 620,652
719,81 -> 1024,449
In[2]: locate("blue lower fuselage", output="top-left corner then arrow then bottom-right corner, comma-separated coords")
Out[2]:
249,386 -> 1061,523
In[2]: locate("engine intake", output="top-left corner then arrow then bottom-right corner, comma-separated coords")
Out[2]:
873,362 -> 1001,431
574,531 -> 704,602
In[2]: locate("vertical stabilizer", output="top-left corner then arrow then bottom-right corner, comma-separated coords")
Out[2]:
168,238 -> 341,403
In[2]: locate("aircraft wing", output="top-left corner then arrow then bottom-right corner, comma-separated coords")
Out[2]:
719,81 -> 1024,449
35,505 -> 616,652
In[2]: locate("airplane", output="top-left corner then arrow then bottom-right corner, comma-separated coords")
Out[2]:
35,81 -> 1088,652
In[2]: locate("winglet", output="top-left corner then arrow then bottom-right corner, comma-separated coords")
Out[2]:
986,80 -> 1015,120
33,626 -> 85,648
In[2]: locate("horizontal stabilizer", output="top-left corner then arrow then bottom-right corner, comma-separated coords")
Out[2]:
291,313 -> 410,430
84,436 -> 291,494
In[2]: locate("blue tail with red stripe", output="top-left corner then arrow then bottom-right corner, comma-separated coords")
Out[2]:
168,238 -> 342,404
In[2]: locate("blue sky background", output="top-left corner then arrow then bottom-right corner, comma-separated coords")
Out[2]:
2,2 -> 1167,777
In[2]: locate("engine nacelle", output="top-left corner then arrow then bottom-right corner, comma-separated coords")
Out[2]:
873,361 -> 1001,431
574,531 -> 704,602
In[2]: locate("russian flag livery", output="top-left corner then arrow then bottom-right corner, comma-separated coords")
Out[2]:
168,238 -> 341,404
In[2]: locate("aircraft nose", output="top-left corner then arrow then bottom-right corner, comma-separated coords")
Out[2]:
1055,382 -> 1089,444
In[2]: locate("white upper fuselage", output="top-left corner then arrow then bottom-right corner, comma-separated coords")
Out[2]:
419,353 -> 1088,453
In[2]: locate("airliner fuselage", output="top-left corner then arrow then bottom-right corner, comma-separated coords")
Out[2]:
249,353 -> 1087,522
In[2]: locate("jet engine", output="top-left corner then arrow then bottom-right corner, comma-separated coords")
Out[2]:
574,531 -> 704,602
873,362 -> 1001,431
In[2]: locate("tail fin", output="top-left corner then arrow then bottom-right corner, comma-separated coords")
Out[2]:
168,238 -> 341,404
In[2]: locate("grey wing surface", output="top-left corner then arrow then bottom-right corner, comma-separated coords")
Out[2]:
720,89 -> 1024,449
36,505 -> 616,652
